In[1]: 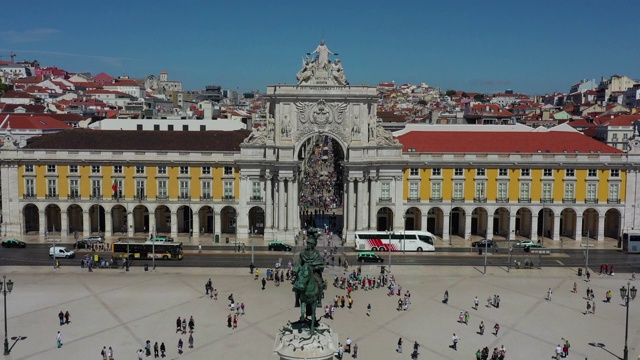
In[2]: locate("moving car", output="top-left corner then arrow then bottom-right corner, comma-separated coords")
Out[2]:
471,239 -> 496,248
49,246 -> 76,258
268,241 -> 292,251
83,236 -> 105,243
514,240 -> 543,250
1,238 -> 26,248
73,240 -> 90,249
357,251 -> 384,263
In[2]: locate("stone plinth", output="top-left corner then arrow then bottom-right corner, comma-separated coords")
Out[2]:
273,321 -> 338,360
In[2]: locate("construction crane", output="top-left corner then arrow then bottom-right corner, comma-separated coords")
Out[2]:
10,51 -> 16,63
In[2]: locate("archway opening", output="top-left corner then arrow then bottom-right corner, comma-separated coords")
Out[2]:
493,207 -> 510,238
515,208 -> 532,238
298,135 -> 344,232
67,204 -> 83,236
404,207 -> 421,231
89,204 -> 105,234
155,205 -> 171,234
560,208 -> 577,239
132,205 -> 149,234
198,206 -> 214,234
582,208 -> 598,238
604,209 -> 621,239
450,207 -> 466,236
249,206 -> 265,235
376,207 -> 393,231
177,205 -> 193,234
111,205 -> 127,235
23,204 -> 39,234
45,204 -> 61,234
221,206 -> 237,235
537,208 -> 555,240
427,207 -> 443,236
471,207 -> 487,236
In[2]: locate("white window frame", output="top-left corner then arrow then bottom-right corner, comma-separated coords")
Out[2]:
542,182 -> 553,202
611,169 -> 620,177
475,181 -> 486,200
91,165 -> 101,174
409,168 -> 419,176
135,166 -> 145,174
588,169 -> 597,177
565,169 -> 575,177
224,166 -> 234,175
498,168 -> 508,177
68,165 -> 78,173
497,182 -> 508,200
431,181 -> 441,200
179,166 -> 189,175
179,180 -> 190,198
543,168 -> 553,177
564,183 -> 575,201
453,182 -> 464,200
224,181 -> 234,197
47,179 -> 57,196
380,182 -> 391,200
91,179 -> 101,198
519,182 -> 530,201
432,168 -> 441,176
24,164 -> 34,173
201,180 -> 211,199
609,183 -> 619,202
47,164 -> 56,173
113,165 -> 123,174
135,180 -> 145,198
521,168 -> 531,177
157,180 -> 168,198
25,178 -> 35,197
409,182 -> 419,199
202,166 -> 211,175
476,168 -> 486,177
454,168 -> 464,177
157,166 -> 167,175
69,179 -> 79,198
586,183 -> 597,202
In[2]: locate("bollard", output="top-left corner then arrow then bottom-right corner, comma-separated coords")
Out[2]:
144,264 -> 149,271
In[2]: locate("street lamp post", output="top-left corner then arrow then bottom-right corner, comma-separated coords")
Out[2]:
508,230 -> 514,272
620,281 -> 637,360
402,214 -> 406,254
483,239 -> 488,275
2,275 -> 14,355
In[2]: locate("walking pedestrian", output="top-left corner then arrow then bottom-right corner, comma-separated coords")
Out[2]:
554,344 -> 562,359
188,316 -> 195,333
160,342 -> 166,358
145,340 -> 151,357
443,290 -> 449,304
493,323 -> 500,336
227,314 -> 232,328
188,333 -> 194,348
108,346 -> 113,360
154,342 -> 159,358
352,343 -> 358,358
564,339 -> 570,356
56,331 -> 63,348
64,310 -> 70,324
262,277 -> 266,290
464,310 -> 470,325
177,338 -> 183,355
474,296 -> 479,310
137,349 -> 144,360
346,337 -> 352,353
233,314 -> 238,329
586,300 -> 591,315
198,243 -> 202,253
213,288 -> 218,300
451,333 -> 459,350
101,346 -> 108,360
176,317 -> 181,333
586,270 -> 591,282
479,321 -> 485,335
547,287 -> 553,301
366,303 -> 371,316
592,300 -> 596,314
572,282 -> 577,293
58,311 -> 64,325
413,341 -> 419,353
397,337 -> 403,353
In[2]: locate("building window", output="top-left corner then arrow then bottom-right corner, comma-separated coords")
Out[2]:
113,179 -> 123,199
68,165 -> 78,173
543,169 -> 553,177
564,183 -> 575,201
180,166 -> 189,175
224,181 -> 234,197
201,181 -> 211,199
475,181 -> 486,201
476,168 -> 486,177
609,183 -> 620,202
565,169 -> 575,177
24,164 -> 34,173
497,183 -> 508,201
157,180 -> 167,199
182,124 -> 188,131
380,182 -> 391,200
69,179 -> 79,198
542,183 -> 553,202
25,179 -> 35,197
252,182 -> 261,200
519,182 -> 530,201
136,180 -> 145,199
179,180 -> 190,199
47,179 -> 57,197
47,164 -> 56,173
113,165 -> 123,174
409,168 -> 419,176
588,169 -> 597,177
202,166 -> 211,175
498,168 -> 508,177
157,166 -> 167,175
521,168 -> 530,177
453,182 -> 464,200
454,168 -> 464,176
586,183 -> 597,202
611,169 -> 620,177
91,165 -> 100,174
409,182 -> 419,199
135,166 -> 145,174
91,179 -> 101,198
224,166 -> 234,175
431,182 -> 441,200
168,125 -> 174,131
432,168 -> 441,176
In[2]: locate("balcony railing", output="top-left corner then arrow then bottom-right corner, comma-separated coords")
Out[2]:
562,198 -> 576,203
112,194 -> 124,200
541,198 -> 554,204
378,197 -> 392,203
496,197 -> 509,203
23,194 -> 36,199
585,199 -> 598,204
45,194 -> 58,199
407,197 -> 421,202
134,195 -> 147,200
473,197 -> 487,203
178,195 -> 191,200
608,198 -> 621,204
429,197 -> 442,202
90,195 -> 103,200
156,195 -> 168,201
452,197 -> 465,203
222,195 -> 236,201
200,195 -> 212,201
518,197 -> 531,203
250,196 -> 263,202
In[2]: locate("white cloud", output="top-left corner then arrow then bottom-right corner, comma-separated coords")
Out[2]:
0,28 -> 60,43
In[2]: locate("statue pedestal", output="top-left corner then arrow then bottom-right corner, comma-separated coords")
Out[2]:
273,321 -> 338,360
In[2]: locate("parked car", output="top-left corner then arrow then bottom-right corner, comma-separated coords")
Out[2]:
268,241 -> 292,251
83,236 -> 105,243
514,240 -> 542,249
73,240 -> 90,249
1,238 -> 26,248
471,239 -> 496,248
357,251 -> 384,263
49,246 -> 75,258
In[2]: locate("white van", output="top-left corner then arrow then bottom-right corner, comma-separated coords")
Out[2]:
49,246 -> 75,259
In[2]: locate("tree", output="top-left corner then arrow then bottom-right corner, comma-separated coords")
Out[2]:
473,93 -> 485,102
445,90 -> 457,97
0,78 -> 9,96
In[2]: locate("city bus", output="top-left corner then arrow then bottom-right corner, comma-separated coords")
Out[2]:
112,241 -> 184,260
622,231 -> 640,253
354,230 -> 436,252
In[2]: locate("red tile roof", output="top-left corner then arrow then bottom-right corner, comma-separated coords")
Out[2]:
396,131 -> 621,154
600,114 -> 640,127
0,114 -> 72,130
1,90 -> 35,99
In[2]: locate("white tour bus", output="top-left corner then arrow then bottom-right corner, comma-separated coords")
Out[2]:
354,230 -> 436,252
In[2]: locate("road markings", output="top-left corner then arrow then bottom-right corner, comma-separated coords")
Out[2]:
556,260 -> 564,266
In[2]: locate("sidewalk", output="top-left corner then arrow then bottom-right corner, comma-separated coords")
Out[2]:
0,265 -> 637,360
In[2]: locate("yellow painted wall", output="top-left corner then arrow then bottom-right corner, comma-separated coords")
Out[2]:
192,167 -> 201,198
403,170 -> 408,200
420,169 -> 429,200
442,168 -> 453,200
552,170 -> 563,200
58,165 -> 69,197
147,167 -> 157,198
212,167 -> 223,199
18,166 -> 24,196
124,166 -> 134,198
620,171 -> 627,201
508,169 -> 519,200
234,170 -> 239,196
463,168 -> 474,199
575,169 -> 587,201
486,169 -> 497,199
79,165 -> 90,197
531,169 -> 542,200
168,166 -> 179,198
35,165 -> 46,196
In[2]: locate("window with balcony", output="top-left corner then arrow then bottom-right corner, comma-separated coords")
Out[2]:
113,179 -> 124,199
223,181 -> 234,199
586,183 -> 597,203
611,169 -> 620,177
113,165 -> 123,174
454,168 -> 464,177
157,166 -> 167,175
224,166 -> 234,175
25,179 -> 35,198
201,181 -> 211,200
543,168 -> 553,177
409,182 -> 419,201
609,183 -> 620,203
432,168 -> 441,176
179,180 -> 190,199
565,169 -> 575,177
135,180 -> 146,200
91,179 -> 101,199
542,183 -> 553,202
474,181 -> 486,202
519,182 -> 530,202
409,168 -> 419,176
251,182 -> 262,201
521,168 -> 530,177
68,165 -> 78,173
47,164 -> 56,173
453,182 -> 464,202
91,165 -> 100,174
498,168 -> 508,177
47,179 -> 57,198
497,183 -> 508,202
563,183 -> 575,203
430,182 -> 442,201
179,166 -> 189,175
69,179 -> 79,199
476,168 -> 486,177
24,164 -> 34,173
202,166 -> 211,175
588,169 -> 597,177
157,180 -> 167,199
380,182 -> 391,201
135,166 -> 145,174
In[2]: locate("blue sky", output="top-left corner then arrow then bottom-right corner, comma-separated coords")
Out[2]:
1,0 -> 638,95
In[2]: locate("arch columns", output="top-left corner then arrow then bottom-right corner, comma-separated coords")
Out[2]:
443,213 -> 450,241
127,210 -> 134,237
148,211 -> 155,236
575,215 -> 583,241
421,212 -> 428,232
170,212 -> 178,238
531,213 -> 538,240
553,214 -> 561,241
486,215 -> 494,241
104,210 -> 112,237
60,210 -> 68,237
393,176 -> 403,232
356,177 -> 366,230
193,211 -> 200,239
83,211 -> 90,236
347,177 -> 355,232
368,176 -> 378,229
265,175 -> 273,230
597,214 -> 605,241
39,211 -> 46,236
278,177 -> 286,230
464,212 -> 472,239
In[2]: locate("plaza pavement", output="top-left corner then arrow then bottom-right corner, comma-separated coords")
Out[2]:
0,262 -> 638,360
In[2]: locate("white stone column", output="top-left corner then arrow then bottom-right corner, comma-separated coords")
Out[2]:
105,211 -> 112,237
214,210 -> 221,242
464,212 -> 472,239
127,210 -> 134,237
368,177 -> 377,230
362,178 -> 370,230
83,210 -> 90,236
443,213 -> 450,241
393,176 -> 403,231
486,214 -> 494,241
421,213 -> 428,231
278,177 -> 286,230
39,211 -> 47,236
553,214 -> 561,241
531,213 -> 538,240
347,178 -> 356,232
60,210 -> 68,237
170,212 -> 178,238
292,177 -> 299,231
286,178 -> 294,231
597,214 -> 605,241
575,215 -> 583,241
148,212 -> 155,236
265,175 -> 273,229
193,211 -> 200,239
356,178 -> 365,230
509,214 -> 517,239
